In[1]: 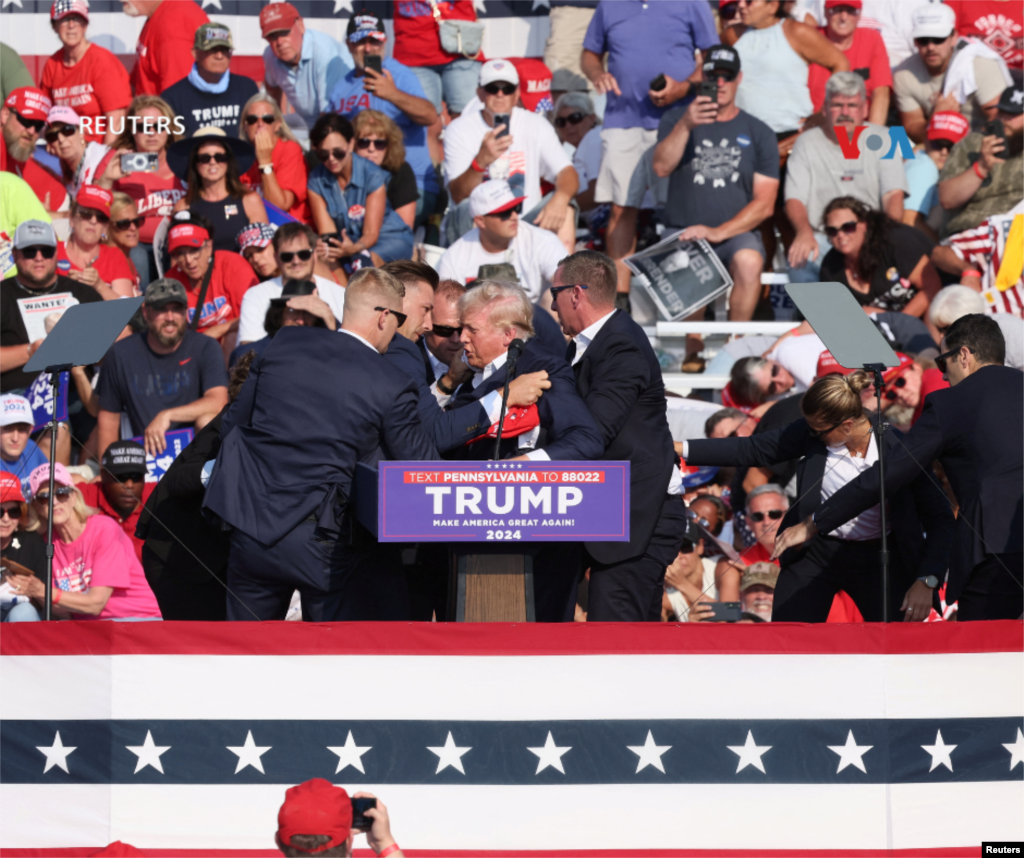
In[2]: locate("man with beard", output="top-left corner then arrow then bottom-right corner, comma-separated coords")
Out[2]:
0,88 -> 66,211
97,278 -> 229,459
0,220 -> 105,393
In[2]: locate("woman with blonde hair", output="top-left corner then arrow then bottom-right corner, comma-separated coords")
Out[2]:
352,109 -> 419,229
683,369 -> 954,624
238,92 -> 310,223
105,191 -> 145,294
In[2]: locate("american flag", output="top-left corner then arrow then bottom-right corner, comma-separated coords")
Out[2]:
1,621 -> 1021,856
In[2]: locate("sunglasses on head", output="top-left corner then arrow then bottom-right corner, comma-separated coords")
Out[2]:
488,203 -> 523,221
748,509 -> 784,523
935,347 -> 969,375
0,505 -> 23,520
554,112 -> 587,129
44,124 -> 77,143
19,245 -> 57,260
245,114 -> 275,125
279,249 -> 313,263
483,82 -> 517,96
196,152 -> 229,165
315,147 -> 348,162
915,36 -> 950,47
375,306 -> 408,327
76,207 -> 109,224
14,112 -> 46,134
824,220 -> 859,238
112,216 -> 145,230
432,324 -> 462,338
356,138 -> 388,151
34,486 -> 74,504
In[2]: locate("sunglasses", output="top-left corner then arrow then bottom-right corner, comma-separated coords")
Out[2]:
279,249 -> 313,263
18,245 -> 57,260
711,70 -> 738,83
315,147 -> 349,162
488,203 -> 523,221
116,472 -> 147,484
0,505 -> 23,520
44,124 -> 77,143
935,347 -> 969,375
748,509 -> 784,523
929,138 -> 955,152
432,324 -> 462,338
75,208 -> 110,224
915,36 -> 950,47
112,216 -> 146,230
685,508 -> 711,530
824,220 -> 859,238
550,283 -> 588,301
554,112 -> 587,129
679,539 -> 696,555
196,152 -> 229,165
356,138 -> 388,151
34,486 -> 75,504
807,419 -> 843,438
766,362 -> 787,396
245,114 -> 276,125
375,306 -> 408,327
483,82 -> 517,96
883,375 -> 907,401
13,111 -> 46,133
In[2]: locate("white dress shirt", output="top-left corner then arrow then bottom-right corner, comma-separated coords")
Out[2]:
821,433 -> 885,540
464,350 -> 547,461
425,346 -> 448,382
337,328 -> 377,352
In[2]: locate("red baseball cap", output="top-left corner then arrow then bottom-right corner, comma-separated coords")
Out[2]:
260,2 -> 300,38
4,87 -> 52,123
826,0 -> 862,10
168,223 -> 210,253
508,57 -> 553,113
0,472 -> 25,504
927,111 -> 970,144
76,185 -> 112,216
815,349 -> 859,379
277,779 -> 352,854
89,842 -> 145,857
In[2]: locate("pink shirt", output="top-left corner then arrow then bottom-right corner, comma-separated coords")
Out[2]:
51,514 -> 161,620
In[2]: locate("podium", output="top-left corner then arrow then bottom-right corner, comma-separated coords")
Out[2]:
354,460 -> 630,621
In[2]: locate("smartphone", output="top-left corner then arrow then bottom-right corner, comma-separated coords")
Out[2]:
983,118 -> 1005,142
703,601 -> 742,622
364,54 -> 382,76
351,797 -> 377,831
320,232 -> 340,244
493,113 -> 510,138
696,81 -> 719,103
120,152 -> 159,174
649,73 -> 667,92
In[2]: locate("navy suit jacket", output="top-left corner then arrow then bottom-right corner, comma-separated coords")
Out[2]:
415,337 -> 437,384
384,332 -> 492,453
446,337 -> 604,461
814,364 -> 1022,601
572,310 -> 679,563
532,303 -> 569,359
204,327 -> 438,546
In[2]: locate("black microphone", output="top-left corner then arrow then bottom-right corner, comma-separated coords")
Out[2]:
507,338 -> 525,363
493,339 -> 526,460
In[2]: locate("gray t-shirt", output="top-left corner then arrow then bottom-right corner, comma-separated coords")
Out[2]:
784,125 -> 908,233
658,108 -> 779,229
893,51 -> 1008,132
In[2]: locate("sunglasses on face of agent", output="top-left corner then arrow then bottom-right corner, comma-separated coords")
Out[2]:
432,324 -> 462,339
549,283 -> 588,305
934,347 -> 967,375
376,306 -> 408,328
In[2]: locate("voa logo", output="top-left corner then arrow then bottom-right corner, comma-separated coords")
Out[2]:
837,126 -> 915,160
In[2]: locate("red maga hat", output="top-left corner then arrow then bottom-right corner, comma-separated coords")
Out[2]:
927,111 -> 970,144
815,349 -> 859,380
4,87 -> 52,123
0,472 -> 25,504
826,0 -> 862,9
168,223 -> 210,253
75,184 -> 113,216
277,779 -> 353,854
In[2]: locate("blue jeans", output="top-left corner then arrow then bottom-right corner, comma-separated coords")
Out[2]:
409,59 -> 481,115
2,601 -> 40,622
786,231 -> 832,284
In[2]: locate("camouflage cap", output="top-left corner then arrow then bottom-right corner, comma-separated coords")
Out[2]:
195,22 -> 233,52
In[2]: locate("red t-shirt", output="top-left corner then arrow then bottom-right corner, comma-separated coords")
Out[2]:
130,0 -> 210,95
114,171 -> 186,244
946,0 -> 1023,69
41,44 -> 132,144
241,138 -> 311,224
808,27 -> 893,113
166,249 -> 259,335
912,367 -> 949,425
0,136 -> 69,212
392,0 -> 483,67
78,482 -> 156,565
56,241 -> 134,289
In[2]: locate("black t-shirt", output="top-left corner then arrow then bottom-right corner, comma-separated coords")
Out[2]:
97,330 -> 229,437
1,275 -> 104,392
2,529 -> 47,581
160,73 -> 260,139
387,161 -> 419,213
819,224 -> 935,313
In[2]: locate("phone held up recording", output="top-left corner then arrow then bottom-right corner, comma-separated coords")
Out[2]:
364,54 -> 383,76
493,113 -> 510,139
351,797 -> 377,831
120,152 -> 159,174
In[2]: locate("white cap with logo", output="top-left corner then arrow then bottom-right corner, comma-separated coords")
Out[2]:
479,59 -> 520,88
469,180 -> 526,218
0,394 -> 34,428
911,3 -> 956,40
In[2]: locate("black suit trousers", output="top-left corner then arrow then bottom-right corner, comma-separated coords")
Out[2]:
587,495 -> 686,622
956,553 -> 1024,621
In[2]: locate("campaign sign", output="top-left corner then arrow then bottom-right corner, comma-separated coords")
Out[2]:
377,461 -> 629,542
27,371 -> 69,433
129,428 -> 194,483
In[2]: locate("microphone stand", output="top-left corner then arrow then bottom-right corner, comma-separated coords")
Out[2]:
493,341 -> 523,461
864,362 -> 890,622
43,364 -> 71,621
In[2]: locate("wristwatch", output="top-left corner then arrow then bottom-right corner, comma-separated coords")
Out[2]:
436,375 -> 455,395
918,575 -> 939,588
260,163 -> 274,175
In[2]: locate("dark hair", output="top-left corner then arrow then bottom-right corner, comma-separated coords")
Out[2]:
943,313 -> 1005,367
310,113 -> 354,148
382,259 -> 440,291
272,221 -> 318,253
278,834 -> 348,858
730,356 -> 770,406
705,407 -> 748,438
228,350 -> 256,401
184,140 -> 247,205
822,196 -> 893,285
556,250 -> 617,306
263,303 -> 327,338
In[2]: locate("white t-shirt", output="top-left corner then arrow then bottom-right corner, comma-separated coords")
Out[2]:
443,105 -> 574,214
436,220 -> 565,302
237,274 -> 346,343
768,333 -> 825,392
572,126 -> 603,189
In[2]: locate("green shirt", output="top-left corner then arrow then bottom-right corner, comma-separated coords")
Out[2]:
0,43 -> 34,103
1,173 -> 51,279
939,131 -> 1024,238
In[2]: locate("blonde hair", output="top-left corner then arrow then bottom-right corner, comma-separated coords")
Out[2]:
26,486 -> 96,531
800,372 -> 872,427
345,267 -> 405,309
109,191 -> 136,221
112,95 -> 182,151
352,109 -> 405,174
239,92 -> 298,144
458,281 -> 535,340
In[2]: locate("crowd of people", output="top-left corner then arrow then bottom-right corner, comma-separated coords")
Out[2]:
1,0 -> 1022,627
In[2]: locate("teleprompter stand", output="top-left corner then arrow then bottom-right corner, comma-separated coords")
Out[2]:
25,297 -> 143,620
785,283 -> 900,621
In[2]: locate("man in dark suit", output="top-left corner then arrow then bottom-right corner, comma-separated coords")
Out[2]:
551,250 -> 686,622
203,268 -> 439,622
775,314 -> 1023,621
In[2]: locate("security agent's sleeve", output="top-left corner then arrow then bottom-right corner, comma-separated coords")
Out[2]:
535,359 -> 605,461
687,417 -> 815,468
904,446 -> 956,581
580,336 -> 652,449
381,379 -> 441,462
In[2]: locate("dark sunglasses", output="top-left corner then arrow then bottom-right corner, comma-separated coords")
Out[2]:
711,70 -> 738,83
315,147 -> 348,162
34,486 -> 75,504
550,283 -> 588,301
824,220 -> 859,238
749,509 -> 784,522
279,249 -> 313,263
375,306 -> 408,327
915,36 -> 949,47
488,203 -> 523,221
75,207 -> 109,224
18,245 -> 57,260
807,420 -> 843,438
117,472 -> 147,484
14,111 -> 46,133
483,82 -> 517,96
679,539 -> 696,555
929,138 -> 955,152
112,216 -> 146,230
685,508 -> 711,530
767,362 -> 787,396
245,114 -> 276,125
0,505 -> 23,520
554,112 -> 587,129
432,324 -> 462,338
44,124 -> 78,143
196,152 -> 230,165
883,375 -> 907,401
356,138 -> 388,151
935,347 -> 969,375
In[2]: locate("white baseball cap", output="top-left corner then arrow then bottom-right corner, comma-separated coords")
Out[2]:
0,394 -> 34,428
911,3 -> 956,40
479,59 -> 519,88
469,180 -> 526,218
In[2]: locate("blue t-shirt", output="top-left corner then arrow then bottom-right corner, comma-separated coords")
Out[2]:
582,0 -> 718,130
904,155 -> 940,216
0,439 -> 48,499
328,58 -> 439,194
